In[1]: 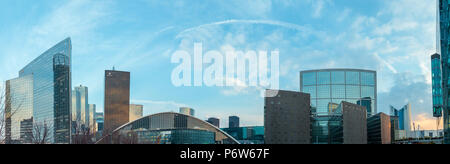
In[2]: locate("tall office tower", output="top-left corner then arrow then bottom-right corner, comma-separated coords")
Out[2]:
207,117 -> 220,128
89,104 -> 96,131
104,70 -> 130,132
6,38 -> 72,144
367,113 -> 391,144
264,90 -> 311,144
390,104 -> 413,138
229,116 -> 240,128
329,101 -> 367,144
72,85 -> 89,130
438,0 -> 450,144
129,104 -> 143,122
179,107 -> 195,116
5,75 -> 33,144
432,53 -> 443,118
300,69 -> 377,116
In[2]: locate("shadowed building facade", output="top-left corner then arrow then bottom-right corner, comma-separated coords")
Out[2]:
367,112 -> 391,144
264,90 -> 311,144
104,70 -> 130,133
329,101 -> 367,144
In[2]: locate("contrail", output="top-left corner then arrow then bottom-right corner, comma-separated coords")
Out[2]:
176,19 -> 310,39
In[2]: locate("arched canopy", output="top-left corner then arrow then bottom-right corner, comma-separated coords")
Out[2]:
97,112 -> 239,144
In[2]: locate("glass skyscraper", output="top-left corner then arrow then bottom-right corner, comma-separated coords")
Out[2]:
432,53 -> 443,117
438,0 -> 450,144
7,38 -> 72,144
300,69 -> 377,116
72,85 -> 89,131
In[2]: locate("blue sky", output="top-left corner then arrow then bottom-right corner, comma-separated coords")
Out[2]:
0,0 -> 440,129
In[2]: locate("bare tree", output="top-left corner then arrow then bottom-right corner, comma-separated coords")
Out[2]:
0,85 -> 6,144
71,122 -> 96,144
0,82 -> 25,144
30,121 -> 52,144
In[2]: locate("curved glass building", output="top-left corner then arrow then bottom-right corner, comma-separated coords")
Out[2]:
96,112 -> 239,144
300,69 -> 377,116
6,38 -> 71,144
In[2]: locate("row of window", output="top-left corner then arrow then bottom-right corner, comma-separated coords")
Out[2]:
302,85 -> 375,99
302,71 -> 376,86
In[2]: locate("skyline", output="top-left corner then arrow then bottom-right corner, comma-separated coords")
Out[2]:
0,0 -> 440,129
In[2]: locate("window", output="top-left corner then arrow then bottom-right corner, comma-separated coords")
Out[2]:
346,71 -> 360,85
331,71 -> 345,84
331,85 -> 345,98
317,85 -> 331,98
361,72 -> 375,86
346,85 -> 360,98
317,72 -> 331,84
302,72 -> 316,85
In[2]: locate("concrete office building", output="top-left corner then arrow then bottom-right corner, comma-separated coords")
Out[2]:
207,117 -> 220,128
367,112 -> 391,144
104,69 -> 130,132
329,101 -> 367,144
129,104 -> 143,122
179,107 -> 194,116
229,116 -> 240,128
264,89 -> 311,144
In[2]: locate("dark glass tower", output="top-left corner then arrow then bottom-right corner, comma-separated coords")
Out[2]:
438,0 -> 450,144
104,70 -> 130,132
229,116 -> 240,128
431,53 -> 443,117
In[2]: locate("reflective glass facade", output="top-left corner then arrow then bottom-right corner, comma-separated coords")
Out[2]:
10,38 -> 72,144
135,129 -> 215,144
390,104 -> 412,138
5,75 -> 34,144
300,69 -> 377,116
222,126 -> 264,144
71,85 -> 89,132
438,0 -> 450,144
97,112 -> 239,144
432,54 -> 443,117
104,70 -> 130,132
